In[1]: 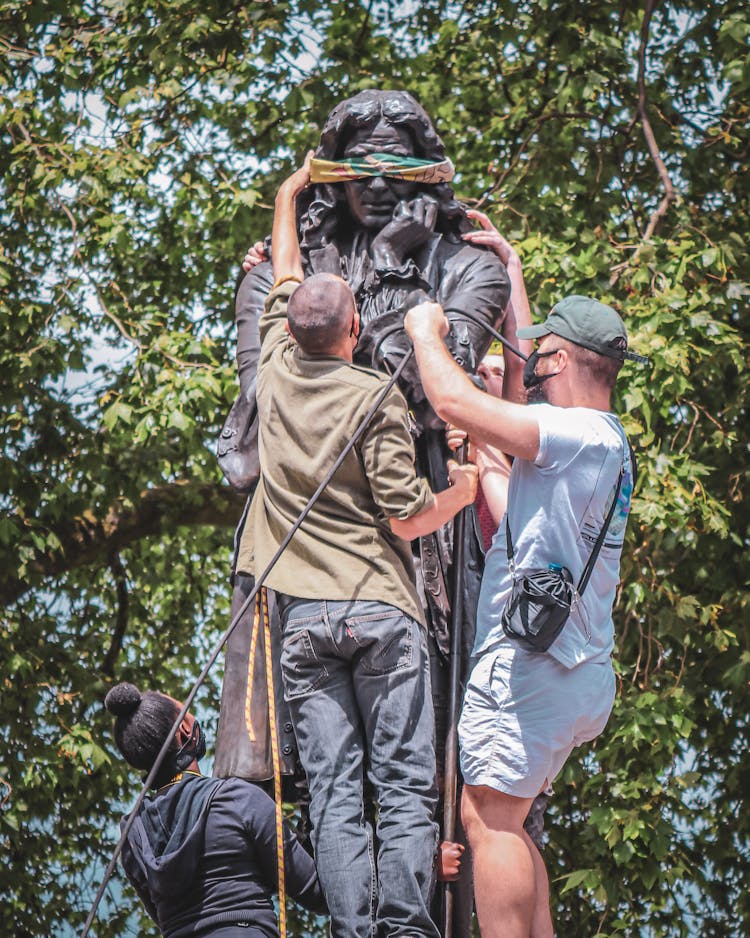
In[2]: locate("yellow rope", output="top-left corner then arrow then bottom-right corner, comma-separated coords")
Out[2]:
244,594 -> 261,743
261,588 -> 287,938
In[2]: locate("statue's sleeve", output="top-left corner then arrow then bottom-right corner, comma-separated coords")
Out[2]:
435,243 -> 511,374
235,261 -> 274,398
217,262 -> 274,493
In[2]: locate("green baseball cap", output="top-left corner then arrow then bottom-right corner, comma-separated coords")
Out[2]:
517,295 -> 648,363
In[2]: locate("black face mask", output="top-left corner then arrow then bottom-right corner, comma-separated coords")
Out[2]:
174,720 -> 206,771
522,349 -> 562,390
149,719 -> 206,789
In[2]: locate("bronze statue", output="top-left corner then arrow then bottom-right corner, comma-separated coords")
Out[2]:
214,89 -> 510,933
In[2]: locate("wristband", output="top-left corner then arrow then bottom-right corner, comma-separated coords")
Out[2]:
272,275 -> 303,291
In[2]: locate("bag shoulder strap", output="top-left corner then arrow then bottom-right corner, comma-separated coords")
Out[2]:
505,512 -> 514,563
576,466 -> 623,597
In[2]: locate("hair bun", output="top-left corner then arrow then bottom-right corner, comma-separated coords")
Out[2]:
105,682 -> 142,716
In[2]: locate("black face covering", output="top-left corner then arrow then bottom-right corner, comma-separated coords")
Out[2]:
149,719 -> 206,789
174,720 -> 206,770
522,349 -> 562,390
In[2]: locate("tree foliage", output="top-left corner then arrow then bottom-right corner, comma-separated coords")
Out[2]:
1,1 -> 747,935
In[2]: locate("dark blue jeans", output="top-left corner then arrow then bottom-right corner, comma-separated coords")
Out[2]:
278,598 -> 439,938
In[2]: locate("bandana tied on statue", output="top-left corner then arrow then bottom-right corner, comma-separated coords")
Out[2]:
310,152 -> 455,185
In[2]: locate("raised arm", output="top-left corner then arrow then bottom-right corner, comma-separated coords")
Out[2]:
404,302 -> 541,463
247,782 -> 327,915
462,210 -> 533,405
271,153 -> 311,285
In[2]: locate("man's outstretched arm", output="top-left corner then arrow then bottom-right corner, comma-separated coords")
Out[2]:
256,156 -> 312,363
388,458 -> 477,541
270,153 -> 311,285
405,302 -> 541,463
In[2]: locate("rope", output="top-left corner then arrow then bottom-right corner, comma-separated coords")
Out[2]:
244,593 -> 261,743
261,589 -> 287,938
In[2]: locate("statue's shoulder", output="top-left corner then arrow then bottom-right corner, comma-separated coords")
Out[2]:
235,260 -> 275,316
432,233 -> 505,272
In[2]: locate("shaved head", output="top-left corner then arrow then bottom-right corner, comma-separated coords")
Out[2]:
287,273 -> 357,354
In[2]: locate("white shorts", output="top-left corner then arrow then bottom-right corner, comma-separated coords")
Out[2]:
458,643 -> 616,798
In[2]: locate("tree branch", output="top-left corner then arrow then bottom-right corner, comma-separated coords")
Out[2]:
637,0 -> 676,241
610,1 -> 678,284
101,551 -> 129,677
3,480 -> 246,605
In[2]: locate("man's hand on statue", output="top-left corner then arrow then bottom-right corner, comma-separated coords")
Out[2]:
446,459 -> 479,505
276,151 -> 313,203
404,301 -> 449,343
437,840 -> 465,882
242,241 -> 267,273
445,423 -> 476,462
371,193 -> 438,268
462,209 -> 521,269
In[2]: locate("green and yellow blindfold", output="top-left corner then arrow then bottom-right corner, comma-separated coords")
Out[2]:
310,152 -> 455,185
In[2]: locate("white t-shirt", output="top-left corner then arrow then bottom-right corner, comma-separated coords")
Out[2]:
475,403 -> 633,668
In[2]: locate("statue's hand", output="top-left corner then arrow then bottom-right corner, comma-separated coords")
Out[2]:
371,194 -> 438,270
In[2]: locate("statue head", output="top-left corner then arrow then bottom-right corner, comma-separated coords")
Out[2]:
299,90 -> 468,258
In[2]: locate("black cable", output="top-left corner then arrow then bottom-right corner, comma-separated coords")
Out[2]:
444,306 -> 528,362
80,349 -> 414,938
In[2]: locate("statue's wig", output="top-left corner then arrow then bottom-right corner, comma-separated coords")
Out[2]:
299,90 -> 469,261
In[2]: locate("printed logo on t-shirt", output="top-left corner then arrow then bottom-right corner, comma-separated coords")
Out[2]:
581,447 -> 633,548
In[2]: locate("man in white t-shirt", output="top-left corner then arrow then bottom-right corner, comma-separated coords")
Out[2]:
405,290 -> 645,938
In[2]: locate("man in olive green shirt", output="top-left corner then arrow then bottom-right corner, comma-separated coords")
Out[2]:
236,275 -> 435,627
237,157 -> 477,938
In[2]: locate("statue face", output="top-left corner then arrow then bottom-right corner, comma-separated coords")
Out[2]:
341,122 -> 419,230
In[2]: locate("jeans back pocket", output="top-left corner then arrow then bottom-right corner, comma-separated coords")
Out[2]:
345,609 -> 414,676
280,628 -> 329,698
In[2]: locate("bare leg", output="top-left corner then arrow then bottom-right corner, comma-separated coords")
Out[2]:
461,784 -> 536,938
523,829 -> 554,938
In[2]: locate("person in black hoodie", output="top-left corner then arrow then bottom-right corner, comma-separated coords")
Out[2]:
105,682 -> 326,938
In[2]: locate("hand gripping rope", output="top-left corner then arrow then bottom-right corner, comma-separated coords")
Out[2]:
81,311 -> 526,937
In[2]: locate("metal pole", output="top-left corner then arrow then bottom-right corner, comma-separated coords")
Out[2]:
442,443 -> 468,938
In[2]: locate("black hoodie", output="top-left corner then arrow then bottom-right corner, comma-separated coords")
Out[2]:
121,774 -> 325,937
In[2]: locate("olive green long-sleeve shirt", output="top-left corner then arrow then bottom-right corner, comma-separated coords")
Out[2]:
236,281 -> 433,625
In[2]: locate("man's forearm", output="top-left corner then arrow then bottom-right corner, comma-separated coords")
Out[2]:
407,311 -> 541,462
271,184 -> 304,284
411,329 -> 484,430
389,485 -> 472,541
270,156 -> 311,285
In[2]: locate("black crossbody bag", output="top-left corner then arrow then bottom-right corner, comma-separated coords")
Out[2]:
501,467 -> 624,653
